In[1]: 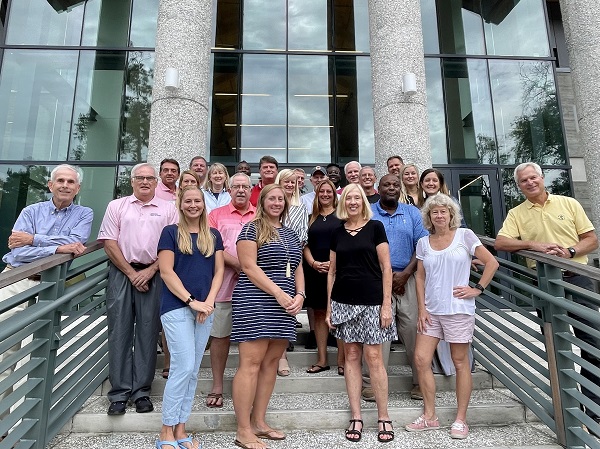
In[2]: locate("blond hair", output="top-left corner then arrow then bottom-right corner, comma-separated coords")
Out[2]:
399,163 -> 419,205
205,162 -> 230,191
176,186 -> 215,256
336,183 -> 373,221
275,168 -> 300,206
250,184 -> 289,248
420,193 -> 462,233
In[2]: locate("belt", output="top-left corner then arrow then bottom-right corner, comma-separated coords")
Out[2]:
6,264 -> 41,281
130,262 -> 153,270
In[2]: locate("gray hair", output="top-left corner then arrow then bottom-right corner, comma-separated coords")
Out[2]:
230,172 -> 251,186
131,163 -> 157,178
344,160 -> 362,174
51,164 -> 82,184
514,162 -> 543,183
359,166 -> 376,176
421,193 -> 463,233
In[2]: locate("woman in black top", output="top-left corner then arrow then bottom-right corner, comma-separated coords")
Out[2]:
326,184 -> 397,443
303,179 -> 345,375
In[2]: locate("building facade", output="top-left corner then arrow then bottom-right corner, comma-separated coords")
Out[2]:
0,0 -> 595,258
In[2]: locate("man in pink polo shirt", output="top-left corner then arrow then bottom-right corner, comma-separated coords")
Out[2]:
205,173 -> 256,408
155,158 -> 180,202
98,163 -> 178,416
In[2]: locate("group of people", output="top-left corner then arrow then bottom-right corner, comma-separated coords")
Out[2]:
1,155 -> 599,448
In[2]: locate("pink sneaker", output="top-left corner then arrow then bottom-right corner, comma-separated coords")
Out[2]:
405,414 -> 440,432
450,420 -> 469,439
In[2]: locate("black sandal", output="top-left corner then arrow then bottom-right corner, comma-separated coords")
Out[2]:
377,419 -> 394,443
345,419 -> 363,442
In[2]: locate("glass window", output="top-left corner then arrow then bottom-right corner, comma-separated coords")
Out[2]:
335,56 -> 374,164
483,0 -> 550,57
0,49 -> 78,161
210,54 -> 240,163
288,0 -> 328,51
81,0 -> 132,47
334,0 -> 369,52
1,0 -> 7,41
436,0 -> 485,55
5,0 -> 84,46
288,55 -> 332,164
424,58 -> 447,164
0,164 -> 118,260
69,51 -> 127,162
442,58 -> 496,164
119,51 -> 154,162
243,0 -> 286,50
489,60 -> 566,166
130,0 -> 159,47
420,0 -> 439,54
214,0 -> 240,49
240,54 -> 287,162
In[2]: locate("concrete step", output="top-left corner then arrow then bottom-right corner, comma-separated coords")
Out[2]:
157,343 -> 410,369
66,389 -> 539,434
96,365 -> 493,396
49,425 -> 562,449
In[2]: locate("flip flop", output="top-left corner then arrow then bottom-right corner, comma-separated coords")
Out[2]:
205,392 -> 223,408
176,436 -> 199,449
234,439 -> 268,449
254,429 -> 286,440
306,364 -> 331,373
162,368 -> 170,379
156,440 -> 178,449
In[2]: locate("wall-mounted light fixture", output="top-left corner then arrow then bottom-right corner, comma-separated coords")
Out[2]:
165,68 -> 179,90
402,72 -> 417,96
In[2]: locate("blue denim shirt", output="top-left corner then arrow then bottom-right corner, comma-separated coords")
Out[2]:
2,200 -> 93,267
371,201 -> 428,272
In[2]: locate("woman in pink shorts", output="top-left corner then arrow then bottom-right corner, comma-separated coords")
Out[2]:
405,194 -> 498,439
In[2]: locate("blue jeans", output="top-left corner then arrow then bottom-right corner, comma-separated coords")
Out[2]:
161,306 -> 214,426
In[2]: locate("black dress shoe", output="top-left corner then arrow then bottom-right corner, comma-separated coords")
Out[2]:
107,400 -> 127,415
135,396 -> 154,413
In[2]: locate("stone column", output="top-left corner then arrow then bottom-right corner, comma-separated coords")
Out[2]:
559,1 -> 600,231
368,0 -> 432,178
147,0 -> 213,171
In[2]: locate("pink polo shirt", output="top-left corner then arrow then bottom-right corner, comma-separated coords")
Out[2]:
154,181 -> 177,202
208,202 -> 257,302
98,194 -> 178,264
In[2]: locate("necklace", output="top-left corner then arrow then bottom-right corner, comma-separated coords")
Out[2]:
321,208 -> 335,221
278,228 -> 292,278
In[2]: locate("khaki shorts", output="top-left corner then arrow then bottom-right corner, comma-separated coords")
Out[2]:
210,301 -> 232,338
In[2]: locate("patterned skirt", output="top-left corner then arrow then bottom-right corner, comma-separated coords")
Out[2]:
330,301 -> 397,345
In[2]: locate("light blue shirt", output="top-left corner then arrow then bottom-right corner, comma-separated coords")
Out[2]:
202,188 -> 232,215
2,200 -> 93,267
371,201 -> 428,272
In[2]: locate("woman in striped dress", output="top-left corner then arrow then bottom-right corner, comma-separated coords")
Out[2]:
231,184 -> 305,449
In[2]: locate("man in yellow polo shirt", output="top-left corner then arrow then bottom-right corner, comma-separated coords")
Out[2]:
495,161 -> 600,429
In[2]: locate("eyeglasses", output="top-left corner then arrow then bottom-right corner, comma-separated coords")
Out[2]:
132,176 -> 157,182
230,185 -> 251,191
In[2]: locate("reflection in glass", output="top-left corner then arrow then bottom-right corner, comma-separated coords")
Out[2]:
81,0 -> 131,47
436,0 -> 485,55
420,0 -> 439,54
5,0 -> 84,46
120,52 -> 155,162
130,0 -> 159,47
483,0 -> 549,57
70,51 -> 127,161
0,164 -> 117,260
458,174 -> 494,238
0,50 -> 78,161
355,57 -> 375,164
214,0 -> 240,49
210,54 -> 240,162
288,56 -> 332,163
442,59 -> 496,164
424,58 -> 447,164
240,54 -> 287,162
334,0 -> 369,52
243,0 -> 286,50
489,60 -> 566,166
288,0 -> 327,51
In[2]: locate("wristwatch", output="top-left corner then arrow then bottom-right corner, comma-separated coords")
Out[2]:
568,247 -> 576,258
185,294 -> 196,305
296,291 -> 306,299
474,283 -> 485,293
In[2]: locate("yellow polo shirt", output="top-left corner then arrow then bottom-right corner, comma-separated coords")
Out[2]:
497,193 -> 594,267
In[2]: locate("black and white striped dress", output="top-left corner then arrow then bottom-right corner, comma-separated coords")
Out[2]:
231,222 -> 302,343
